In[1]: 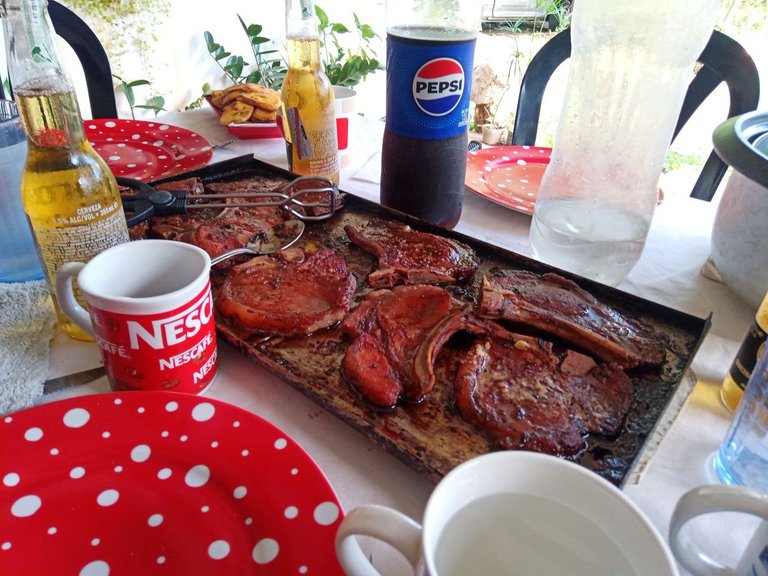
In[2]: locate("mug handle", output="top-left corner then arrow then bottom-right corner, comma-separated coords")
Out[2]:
54,262 -> 94,336
669,484 -> 768,576
335,505 -> 422,576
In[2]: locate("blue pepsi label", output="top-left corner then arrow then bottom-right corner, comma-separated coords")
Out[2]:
386,33 -> 476,140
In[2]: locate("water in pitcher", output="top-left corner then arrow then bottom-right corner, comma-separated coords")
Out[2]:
529,0 -> 720,285
530,199 -> 649,286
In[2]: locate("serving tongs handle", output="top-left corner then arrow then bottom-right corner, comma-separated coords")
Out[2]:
117,177 -> 189,227
117,175 -> 338,227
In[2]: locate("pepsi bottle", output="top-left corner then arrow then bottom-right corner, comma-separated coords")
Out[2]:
380,0 -> 481,229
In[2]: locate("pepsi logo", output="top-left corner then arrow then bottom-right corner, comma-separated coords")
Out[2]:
412,58 -> 465,117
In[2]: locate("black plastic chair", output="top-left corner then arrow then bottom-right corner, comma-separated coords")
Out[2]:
510,28 -> 761,201
48,0 -> 117,118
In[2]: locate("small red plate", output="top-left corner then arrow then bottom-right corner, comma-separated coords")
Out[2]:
1,392 -> 344,575
465,145 -> 552,215
84,119 -> 213,181
225,122 -> 283,140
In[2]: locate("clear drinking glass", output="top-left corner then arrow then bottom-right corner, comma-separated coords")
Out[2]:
0,99 -> 43,282
714,339 -> 768,493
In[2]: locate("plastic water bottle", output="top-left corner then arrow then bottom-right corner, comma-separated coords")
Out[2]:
380,0 -> 481,229
714,338 -> 768,493
529,0 -> 720,285
0,99 -> 44,282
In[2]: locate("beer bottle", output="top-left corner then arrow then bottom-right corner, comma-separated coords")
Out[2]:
280,0 -> 339,184
721,292 -> 768,411
2,0 -> 130,341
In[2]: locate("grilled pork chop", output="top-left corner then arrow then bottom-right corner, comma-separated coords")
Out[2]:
144,178 -> 288,261
479,270 -> 667,369
455,333 -> 633,456
341,285 -> 461,407
344,219 -> 479,288
217,248 -> 356,336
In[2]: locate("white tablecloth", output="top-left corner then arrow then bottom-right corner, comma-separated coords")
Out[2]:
42,109 -> 758,574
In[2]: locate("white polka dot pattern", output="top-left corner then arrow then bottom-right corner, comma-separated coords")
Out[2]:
0,392 -> 344,574
465,145 -> 552,214
83,119 -> 212,182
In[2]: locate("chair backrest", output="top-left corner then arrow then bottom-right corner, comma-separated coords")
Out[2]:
48,0 -> 117,119
510,28 -> 761,201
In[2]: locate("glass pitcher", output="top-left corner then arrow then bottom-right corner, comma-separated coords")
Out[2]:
529,0 -> 720,286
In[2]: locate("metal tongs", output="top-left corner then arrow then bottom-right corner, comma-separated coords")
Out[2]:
117,175 -> 340,227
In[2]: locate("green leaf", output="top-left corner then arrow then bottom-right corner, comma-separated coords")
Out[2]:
224,55 -> 245,79
315,5 -> 329,28
359,23 -> 376,40
127,79 -> 150,88
330,23 -> 349,34
123,85 -> 136,107
210,46 -> 231,63
204,31 -> 217,51
135,95 -> 165,114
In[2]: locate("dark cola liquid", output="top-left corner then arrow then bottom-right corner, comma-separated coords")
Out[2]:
380,30 -> 476,230
381,129 -> 468,229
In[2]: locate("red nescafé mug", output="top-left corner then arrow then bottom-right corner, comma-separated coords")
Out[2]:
54,239 -> 218,394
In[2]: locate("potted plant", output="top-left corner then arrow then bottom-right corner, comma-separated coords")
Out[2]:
471,64 -> 511,145
314,6 -> 381,88
200,6 -> 381,95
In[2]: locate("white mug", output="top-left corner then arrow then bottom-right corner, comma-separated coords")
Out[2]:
670,484 -> 768,576
55,239 -> 218,394
336,451 -> 678,576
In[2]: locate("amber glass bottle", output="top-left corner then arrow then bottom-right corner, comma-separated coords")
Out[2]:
721,293 -> 768,412
2,0 -> 129,340
280,0 -> 339,183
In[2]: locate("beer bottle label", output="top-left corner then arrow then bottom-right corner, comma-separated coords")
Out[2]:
728,322 -> 768,391
385,31 -> 476,140
283,107 -> 314,159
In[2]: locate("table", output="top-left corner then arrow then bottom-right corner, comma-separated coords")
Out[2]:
43,109 -> 757,574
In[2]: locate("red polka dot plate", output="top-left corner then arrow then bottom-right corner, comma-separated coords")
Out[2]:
465,146 -> 552,215
0,392 -> 344,575
84,119 -> 213,181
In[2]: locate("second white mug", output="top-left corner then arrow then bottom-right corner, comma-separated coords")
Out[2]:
670,484 -> 768,576
336,451 -> 678,576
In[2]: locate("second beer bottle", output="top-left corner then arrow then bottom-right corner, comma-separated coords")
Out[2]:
280,0 -> 340,184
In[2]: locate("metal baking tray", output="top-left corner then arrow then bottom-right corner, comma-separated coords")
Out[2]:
149,155 -> 711,486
